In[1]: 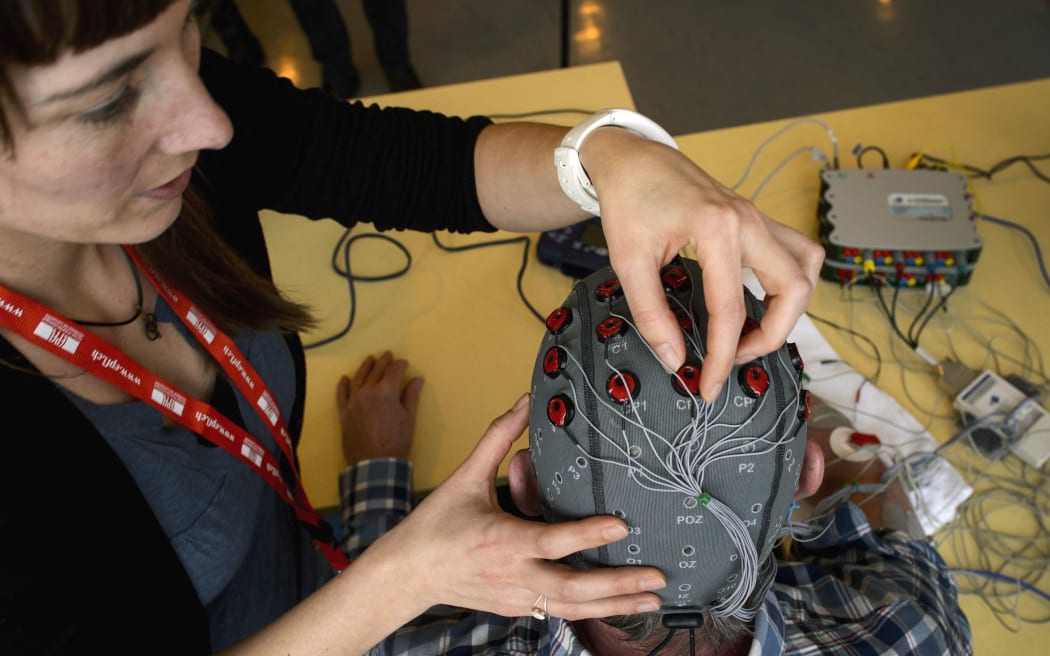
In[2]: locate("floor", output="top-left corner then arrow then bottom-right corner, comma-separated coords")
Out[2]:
206,0 -> 1050,136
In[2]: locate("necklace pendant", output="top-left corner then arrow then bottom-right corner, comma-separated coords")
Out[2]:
143,312 -> 161,340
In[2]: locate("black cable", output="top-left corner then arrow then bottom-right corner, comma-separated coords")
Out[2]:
560,0 -> 570,68
429,232 -> 546,323
854,144 -> 890,169
70,247 -> 146,328
912,152 -> 990,178
909,284 -> 958,347
303,229 -> 412,350
806,312 -> 883,384
305,224 -> 550,349
871,275 -> 958,350
890,270 -> 903,337
991,154 -> 1050,183
911,152 -> 1050,184
981,213 -> 1050,290
906,281 -> 937,346
645,628 -> 676,656
872,282 -> 914,348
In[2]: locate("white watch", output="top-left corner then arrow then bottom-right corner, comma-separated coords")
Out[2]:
554,108 -> 679,216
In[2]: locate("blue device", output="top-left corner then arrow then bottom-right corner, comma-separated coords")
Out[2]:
536,216 -> 610,279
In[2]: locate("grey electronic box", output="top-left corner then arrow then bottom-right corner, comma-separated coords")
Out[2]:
817,168 -> 982,287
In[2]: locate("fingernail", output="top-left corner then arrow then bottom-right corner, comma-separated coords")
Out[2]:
512,392 -> 530,412
704,382 -> 723,403
640,577 -> 665,591
655,345 -> 679,373
636,601 -> 661,613
602,525 -> 628,541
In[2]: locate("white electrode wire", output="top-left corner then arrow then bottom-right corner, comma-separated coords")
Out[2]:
690,401 -> 801,488
705,495 -> 761,618
936,479 -> 1050,632
943,309 -> 1048,386
556,351 -> 708,495
559,373 -> 688,493
891,284 -> 1047,385
963,293 -> 1048,383
784,516 -> 838,544
594,320 -> 803,492
555,292 -> 807,621
807,392 -> 931,440
843,284 -> 1048,405
729,116 -> 839,192
665,293 -> 707,358
749,146 -> 828,202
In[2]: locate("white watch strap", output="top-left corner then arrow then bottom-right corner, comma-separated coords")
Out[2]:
554,108 -> 679,216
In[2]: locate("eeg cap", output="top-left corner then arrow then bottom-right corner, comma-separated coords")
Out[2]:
529,257 -> 808,618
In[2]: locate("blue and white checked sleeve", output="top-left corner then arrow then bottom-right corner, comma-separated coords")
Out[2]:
774,502 -> 973,655
338,457 -> 413,560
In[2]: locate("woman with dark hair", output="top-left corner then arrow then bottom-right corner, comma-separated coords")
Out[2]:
0,1 -> 822,652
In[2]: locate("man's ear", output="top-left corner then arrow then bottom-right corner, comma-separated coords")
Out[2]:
508,449 -> 543,517
795,436 -> 825,501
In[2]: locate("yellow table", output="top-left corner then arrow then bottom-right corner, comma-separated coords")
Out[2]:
263,67 -> 1049,654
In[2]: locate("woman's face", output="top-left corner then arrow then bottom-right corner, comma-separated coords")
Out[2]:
0,0 -> 233,246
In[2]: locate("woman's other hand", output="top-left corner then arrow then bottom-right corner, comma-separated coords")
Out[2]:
362,393 -> 666,621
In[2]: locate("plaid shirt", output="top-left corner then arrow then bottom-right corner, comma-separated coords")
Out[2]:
340,459 -> 971,656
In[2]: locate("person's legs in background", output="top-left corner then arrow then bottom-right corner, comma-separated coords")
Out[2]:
286,0 -> 361,99
361,0 -> 422,92
289,0 -> 422,98
207,0 -> 267,68
208,0 -> 422,98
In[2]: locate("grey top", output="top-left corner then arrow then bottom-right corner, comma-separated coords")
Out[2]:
63,298 -> 332,650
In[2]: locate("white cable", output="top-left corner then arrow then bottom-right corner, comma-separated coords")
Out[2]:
749,146 -> 828,202
730,116 -> 840,191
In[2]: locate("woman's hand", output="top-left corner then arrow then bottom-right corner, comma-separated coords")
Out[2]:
337,351 -> 424,464
475,121 -> 823,404
582,128 -> 825,402
362,393 -> 666,621
222,392 -> 663,655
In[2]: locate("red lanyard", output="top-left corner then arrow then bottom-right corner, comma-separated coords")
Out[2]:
0,246 -> 348,571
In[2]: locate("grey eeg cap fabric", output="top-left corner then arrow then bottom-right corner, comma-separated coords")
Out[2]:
528,257 -> 808,616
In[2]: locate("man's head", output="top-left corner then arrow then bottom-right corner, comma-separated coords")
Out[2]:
519,257 -> 812,634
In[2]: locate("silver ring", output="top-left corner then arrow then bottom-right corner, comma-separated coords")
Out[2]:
530,594 -> 548,620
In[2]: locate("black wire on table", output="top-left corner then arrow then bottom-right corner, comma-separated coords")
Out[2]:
854,144 -> 890,169
429,232 -> 546,324
303,225 -> 552,349
806,312 -> 884,385
980,213 -> 1050,290
871,277 -> 958,350
303,229 -> 412,350
909,284 -> 957,348
872,281 -> 915,348
906,282 -> 937,346
911,151 -> 1050,184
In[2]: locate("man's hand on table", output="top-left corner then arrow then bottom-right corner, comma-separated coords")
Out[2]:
337,351 -> 423,465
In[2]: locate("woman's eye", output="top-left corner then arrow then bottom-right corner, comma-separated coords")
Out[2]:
80,86 -> 140,125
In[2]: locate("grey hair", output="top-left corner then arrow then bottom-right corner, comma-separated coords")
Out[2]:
602,612 -> 752,648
